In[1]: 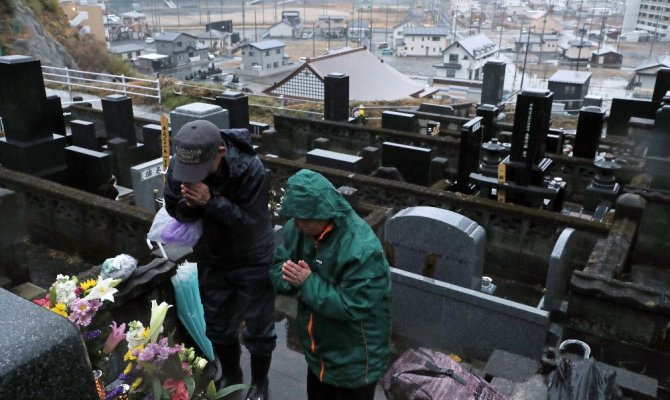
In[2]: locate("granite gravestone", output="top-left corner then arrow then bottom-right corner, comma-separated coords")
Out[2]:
107,138 -> 133,188
455,116 -> 483,193
384,206 -> 486,290
0,55 -> 67,178
607,98 -> 659,137
214,91 -> 249,129
652,68 -> 670,104
170,102 -> 229,136
305,149 -> 363,173
381,111 -> 419,133
130,158 -> 164,211
70,120 -> 100,151
476,104 -> 501,143
101,94 -> 138,146
44,95 -> 66,137
0,290 -> 100,400
381,142 -> 432,185
141,124 -> 163,160
573,106 -> 605,160
360,146 -> 380,174
542,228 -> 576,312
481,60 -> 506,106
429,157 -> 449,184
504,89 -> 553,186
64,145 -> 114,194
648,105 -> 670,158
324,73 -> 349,122
0,188 -> 27,288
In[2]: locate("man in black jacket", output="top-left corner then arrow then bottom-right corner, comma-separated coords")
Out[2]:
164,120 -> 276,400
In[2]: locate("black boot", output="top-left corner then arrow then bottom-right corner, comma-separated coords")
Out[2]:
215,343 -> 243,390
245,353 -> 271,400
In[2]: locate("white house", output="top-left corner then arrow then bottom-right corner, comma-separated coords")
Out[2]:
267,20 -> 296,38
434,33 -> 499,81
453,0 -> 471,14
239,40 -> 294,77
397,27 -> 450,57
392,20 -> 423,49
629,55 -> 670,97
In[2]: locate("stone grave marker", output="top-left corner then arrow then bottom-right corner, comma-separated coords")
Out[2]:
70,120 -> 100,151
44,95 -> 66,137
141,123 -> 163,160
382,142 -> 432,185
360,146 -> 380,174
607,98 -> 658,137
384,206 -> 486,290
573,106 -> 605,160
381,110 -> 419,133
64,145 -> 114,194
481,60 -> 506,106
170,102 -> 229,136
653,68 -> 670,104
131,158 -> 164,211
542,228 -> 576,312
215,91 -> 249,129
305,149 -> 363,173
101,94 -> 138,146
107,137 -> 133,188
455,116 -> 483,192
0,290 -> 100,399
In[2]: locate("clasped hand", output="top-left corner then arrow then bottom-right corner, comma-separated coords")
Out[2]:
181,182 -> 211,207
282,260 -> 312,287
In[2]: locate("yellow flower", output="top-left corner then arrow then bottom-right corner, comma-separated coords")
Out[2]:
80,278 -> 97,293
131,377 -> 143,391
123,362 -> 134,375
50,303 -> 68,318
124,345 -> 143,361
142,327 -> 150,339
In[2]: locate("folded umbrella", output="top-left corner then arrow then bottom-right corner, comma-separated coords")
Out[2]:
171,262 -> 215,361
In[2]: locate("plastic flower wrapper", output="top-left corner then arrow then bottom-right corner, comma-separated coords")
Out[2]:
101,254 -> 138,281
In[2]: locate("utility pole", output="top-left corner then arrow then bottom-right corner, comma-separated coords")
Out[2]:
650,13 -> 660,57
385,4 -> 389,44
242,0 -> 246,41
520,27 -> 533,90
255,11 -> 258,42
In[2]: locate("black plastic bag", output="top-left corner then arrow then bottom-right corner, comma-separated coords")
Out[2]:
547,357 -> 622,400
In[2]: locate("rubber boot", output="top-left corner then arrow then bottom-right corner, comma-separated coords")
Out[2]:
244,353 -> 271,400
215,343 -> 243,390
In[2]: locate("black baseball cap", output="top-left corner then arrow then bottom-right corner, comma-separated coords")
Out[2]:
172,120 -> 222,183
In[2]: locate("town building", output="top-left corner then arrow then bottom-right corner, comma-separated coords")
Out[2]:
391,20 -> 424,50
154,31 -> 208,68
239,40 -> 292,76
628,55 -> 670,98
396,27 -> 450,57
434,33 -> 499,81
547,69 -> 592,112
590,48 -> 623,69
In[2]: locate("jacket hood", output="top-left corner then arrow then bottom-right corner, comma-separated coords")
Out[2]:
220,128 -> 255,177
279,169 -> 352,220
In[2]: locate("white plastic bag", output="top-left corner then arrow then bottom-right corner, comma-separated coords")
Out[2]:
147,207 -> 173,243
147,208 -> 203,259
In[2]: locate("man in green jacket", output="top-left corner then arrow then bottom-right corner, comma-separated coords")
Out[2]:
269,169 -> 392,400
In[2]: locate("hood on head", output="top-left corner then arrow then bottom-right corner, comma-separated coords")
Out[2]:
278,169 -> 352,221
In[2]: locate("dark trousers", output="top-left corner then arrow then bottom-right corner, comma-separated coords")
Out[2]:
199,263 -> 277,355
307,369 -> 377,400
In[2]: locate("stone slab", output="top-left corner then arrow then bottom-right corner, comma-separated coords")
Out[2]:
305,148 -> 363,173
381,142 -> 432,185
484,349 -> 541,383
131,158 -> 164,211
170,102 -> 229,135
385,206 -> 485,290
0,289 -> 99,400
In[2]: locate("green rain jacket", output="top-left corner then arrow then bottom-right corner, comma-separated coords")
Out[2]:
269,169 -> 392,389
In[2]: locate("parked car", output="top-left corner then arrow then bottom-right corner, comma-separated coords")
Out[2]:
381,48 -> 393,56
145,37 -> 155,44
377,42 -> 389,50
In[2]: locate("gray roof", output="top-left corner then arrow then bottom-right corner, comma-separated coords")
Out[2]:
266,47 -> 427,101
592,47 -> 621,56
195,30 -> 230,40
108,44 -> 145,53
548,70 -> 592,84
635,54 -> 670,71
403,27 -> 450,36
449,33 -> 497,59
249,39 -> 285,50
155,31 -> 196,42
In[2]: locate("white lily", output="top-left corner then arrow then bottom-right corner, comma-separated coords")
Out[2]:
145,300 -> 172,344
84,276 -> 119,303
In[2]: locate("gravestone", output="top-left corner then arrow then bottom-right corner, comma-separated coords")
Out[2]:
305,149 -> 363,173
0,55 -> 67,178
0,290 -> 100,400
607,98 -> 658,136
384,206 -> 486,289
652,68 -> 670,104
170,102 -> 229,136
481,60 -> 506,106
429,157 -> 449,184
360,146 -> 380,174
381,111 -> 419,133
382,142 -> 432,185
214,91 -> 249,129
107,138 -> 133,188
455,117 -> 483,193
417,103 -> 455,116
324,73 -> 349,121
583,95 -> 603,108
44,95 -> 66,136
64,145 -> 114,194
101,94 -> 137,146
131,158 -> 164,211
249,121 -> 270,135
648,105 -> 670,158
504,89 -> 553,186
573,106 -> 605,160
542,228 -> 576,312
313,137 -> 331,150
70,120 -> 99,151
0,189 -> 27,288
141,123 -> 163,160
476,104 -> 500,143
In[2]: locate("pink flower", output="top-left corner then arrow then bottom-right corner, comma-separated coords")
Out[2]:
102,321 -> 126,354
33,296 -> 52,308
68,298 -> 101,327
163,379 -> 188,400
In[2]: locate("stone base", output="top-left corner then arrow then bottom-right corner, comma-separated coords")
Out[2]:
0,134 -> 66,177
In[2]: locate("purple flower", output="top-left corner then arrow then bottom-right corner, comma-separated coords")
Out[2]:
82,329 -> 102,341
68,298 -> 101,327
